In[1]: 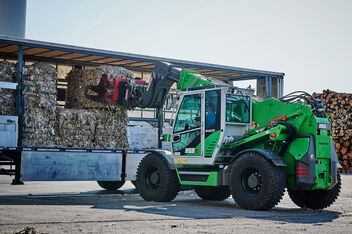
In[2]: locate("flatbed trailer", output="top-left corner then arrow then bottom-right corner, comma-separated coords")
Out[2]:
1,146 -> 146,183
0,36 -> 284,187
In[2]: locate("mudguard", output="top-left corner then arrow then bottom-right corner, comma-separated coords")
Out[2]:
330,137 -> 342,188
232,149 -> 287,167
146,149 -> 176,169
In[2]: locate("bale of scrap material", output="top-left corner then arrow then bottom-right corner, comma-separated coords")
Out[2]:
94,107 -> 129,149
65,65 -> 133,109
0,61 -> 16,115
57,108 -> 129,149
22,63 -> 58,147
0,61 -> 16,82
57,108 -> 96,148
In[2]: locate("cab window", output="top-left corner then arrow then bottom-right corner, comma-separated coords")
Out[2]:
173,94 -> 201,133
226,94 -> 250,123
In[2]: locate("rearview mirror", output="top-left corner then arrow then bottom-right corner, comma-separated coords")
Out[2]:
165,94 -> 175,110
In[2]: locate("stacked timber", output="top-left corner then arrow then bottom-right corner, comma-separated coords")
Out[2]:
22,63 -> 58,147
0,61 -> 16,115
312,89 -> 352,173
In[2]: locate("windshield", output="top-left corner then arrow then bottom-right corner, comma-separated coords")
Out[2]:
226,94 -> 250,123
173,94 -> 201,133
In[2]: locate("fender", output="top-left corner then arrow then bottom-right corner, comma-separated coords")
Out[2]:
231,149 -> 287,167
146,149 -> 176,169
330,137 -> 342,188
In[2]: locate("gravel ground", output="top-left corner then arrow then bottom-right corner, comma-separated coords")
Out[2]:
0,175 -> 351,234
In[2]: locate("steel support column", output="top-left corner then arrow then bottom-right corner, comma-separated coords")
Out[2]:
268,76 -> 272,98
156,107 -> 163,148
280,77 -> 284,97
13,45 -> 24,185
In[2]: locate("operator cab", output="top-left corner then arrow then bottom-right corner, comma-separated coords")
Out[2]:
170,86 -> 252,165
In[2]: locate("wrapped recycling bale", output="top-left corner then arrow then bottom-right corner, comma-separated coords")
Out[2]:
0,61 -> 16,82
22,63 -> 58,147
94,107 -> 129,149
0,61 -> 16,115
57,108 -> 129,149
65,65 -> 133,109
57,109 -> 97,148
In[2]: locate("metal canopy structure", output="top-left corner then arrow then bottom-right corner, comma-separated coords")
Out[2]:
0,36 -> 284,93
0,36 -> 285,183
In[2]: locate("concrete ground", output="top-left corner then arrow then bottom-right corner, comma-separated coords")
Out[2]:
0,175 -> 351,234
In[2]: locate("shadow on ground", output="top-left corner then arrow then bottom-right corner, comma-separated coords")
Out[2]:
0,188 -> 341,224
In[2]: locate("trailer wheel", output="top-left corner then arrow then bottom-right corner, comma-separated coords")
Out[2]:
194,186 -> 230,201
97,181 -> 125,191
230,152 -> 286,210
136,153 -> 180,202
288,172 -> 341,209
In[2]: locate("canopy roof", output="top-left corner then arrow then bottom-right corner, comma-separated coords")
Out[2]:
0,36 -> 284,82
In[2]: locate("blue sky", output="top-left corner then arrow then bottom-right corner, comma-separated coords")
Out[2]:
26,0 -> 352,94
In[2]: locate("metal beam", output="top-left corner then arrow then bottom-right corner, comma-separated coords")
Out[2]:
13,45 -> 24,185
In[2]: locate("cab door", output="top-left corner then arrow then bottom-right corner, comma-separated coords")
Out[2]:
171,93 -> 203,156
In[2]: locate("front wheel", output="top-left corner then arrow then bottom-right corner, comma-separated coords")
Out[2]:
288,172 -> 341,209
195,186 -> 230,201
136,153 -> 180,202
230,152 -> 286,210
97,181 -> 125,191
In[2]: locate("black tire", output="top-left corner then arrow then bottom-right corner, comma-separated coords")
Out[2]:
195,186 -> 230,201
136,153 -> 180,202
230,152 -> 286,210
288,172 -> 341,209
97,180 -> 125,191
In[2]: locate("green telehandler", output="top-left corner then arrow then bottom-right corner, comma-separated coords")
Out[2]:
89,62 -> 341,210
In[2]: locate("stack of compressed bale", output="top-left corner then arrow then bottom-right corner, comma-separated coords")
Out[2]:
61,65 -> 132,149
22,63 -> 58,147
57,108 -> 129,149
0,61 -> 16,115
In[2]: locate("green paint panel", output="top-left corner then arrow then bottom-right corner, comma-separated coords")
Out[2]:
288,138 -> 309,160
176,170 -> 218,186
177,70 -> 214,91
313,159 -> 331,189
204,130 -> 221,157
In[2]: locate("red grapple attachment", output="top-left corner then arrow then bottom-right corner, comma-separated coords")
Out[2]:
84,74 -> 146,108
84,62 -> 181,109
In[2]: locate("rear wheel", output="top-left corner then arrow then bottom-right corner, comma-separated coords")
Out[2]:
230,152 -> 286,210
97,181 -> 125,191
136,153 -> 180,202
288,172 -> 341,209
195,186 -> 230,201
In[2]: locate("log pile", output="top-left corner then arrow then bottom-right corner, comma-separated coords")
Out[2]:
313,90 -> 352,173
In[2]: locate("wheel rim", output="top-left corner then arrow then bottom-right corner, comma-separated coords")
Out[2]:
240,167 -> 262,196
145,168 -> 160,190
